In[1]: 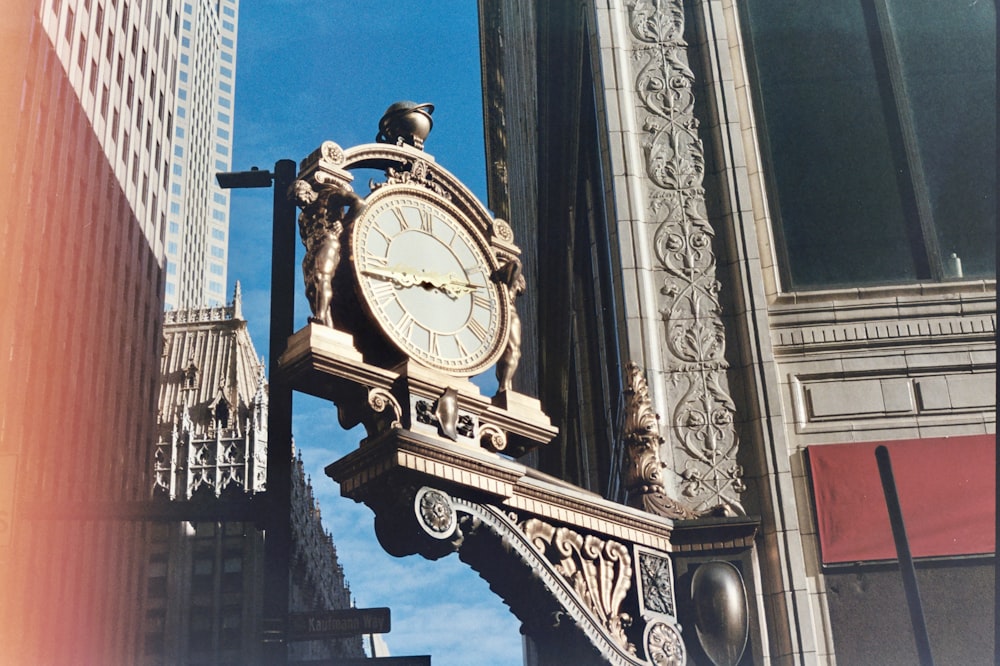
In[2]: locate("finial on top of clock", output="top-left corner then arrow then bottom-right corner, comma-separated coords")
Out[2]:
376,101 -> 435,150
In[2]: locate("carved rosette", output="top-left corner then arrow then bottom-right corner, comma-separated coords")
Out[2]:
626,0 -> 743,514
414,487 -> 457,539
644,620 -> 686,666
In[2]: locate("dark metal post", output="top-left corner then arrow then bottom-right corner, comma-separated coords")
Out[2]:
875,445 -> 934,666
261,158 -> 298,665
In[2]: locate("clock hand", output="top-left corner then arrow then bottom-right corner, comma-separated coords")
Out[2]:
363,265 -> 480,299
360,266 -> 422,288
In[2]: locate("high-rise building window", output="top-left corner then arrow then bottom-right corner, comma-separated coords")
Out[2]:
742,0 -> 995,289
64,7 -> 75,42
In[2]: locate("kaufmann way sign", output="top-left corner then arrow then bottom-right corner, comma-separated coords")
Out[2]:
288,607 -> 391,641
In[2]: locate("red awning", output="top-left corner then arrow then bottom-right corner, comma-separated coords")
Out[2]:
807,434 -> 995,564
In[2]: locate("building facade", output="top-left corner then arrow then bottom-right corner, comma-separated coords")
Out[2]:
163,0 -> 239,310
0,0 -> 182,661
479,1 -> 995,663
145,290 -> 363,665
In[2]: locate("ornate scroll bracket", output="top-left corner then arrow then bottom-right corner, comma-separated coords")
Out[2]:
621,362 -> 697,519
625,0 -> 744,514
391,488 -> 687,666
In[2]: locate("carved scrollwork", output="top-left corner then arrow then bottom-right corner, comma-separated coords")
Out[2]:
622,363 -> 697,520
479,423 -> 507,453
626,0 -> 743,515
367,387 -> 402,431
521,518 -> 635,655
370,158 -> 452,200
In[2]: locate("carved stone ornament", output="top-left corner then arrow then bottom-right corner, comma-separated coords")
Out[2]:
636,546 -> 676,618
479,422 -> 507,453
626,0 -> 744,514
414,486 -> 457,539
644,620 -> 686,666
622,362 -> 696,519
521,517 -> 635,654
366,387 -> 402,433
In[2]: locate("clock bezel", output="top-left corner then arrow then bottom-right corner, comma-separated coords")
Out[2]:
349,184 -> 510,376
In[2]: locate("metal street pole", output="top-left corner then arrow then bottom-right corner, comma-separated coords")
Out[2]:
218,158 -> 297,665
875,445 -> 934,666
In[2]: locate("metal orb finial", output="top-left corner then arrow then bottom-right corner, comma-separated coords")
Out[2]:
376,101 -> 435,149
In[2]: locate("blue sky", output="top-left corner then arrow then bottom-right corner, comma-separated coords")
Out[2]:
228,2 -> 523,664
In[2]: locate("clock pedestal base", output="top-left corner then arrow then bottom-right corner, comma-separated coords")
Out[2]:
278,324 -> 557,457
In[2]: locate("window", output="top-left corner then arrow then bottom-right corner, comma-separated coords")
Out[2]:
210,246 -> 224,258
211,228 -> 225,240
77,35 -> 87,69
741,0 -> 995,289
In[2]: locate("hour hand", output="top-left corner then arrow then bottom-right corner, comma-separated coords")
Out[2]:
422,272 -> 479,298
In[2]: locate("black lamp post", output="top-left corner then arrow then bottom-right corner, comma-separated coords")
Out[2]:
217,159 -> 297,665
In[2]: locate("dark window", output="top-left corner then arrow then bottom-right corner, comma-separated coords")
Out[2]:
742,0 -> 995,289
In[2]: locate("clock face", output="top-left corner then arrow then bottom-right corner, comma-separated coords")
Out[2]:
352,188 -> 506,375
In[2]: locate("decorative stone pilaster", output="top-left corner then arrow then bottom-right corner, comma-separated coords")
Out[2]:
625,0 -> 744,514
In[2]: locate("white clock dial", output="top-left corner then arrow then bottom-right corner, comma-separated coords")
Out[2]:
352,189 -> 505,375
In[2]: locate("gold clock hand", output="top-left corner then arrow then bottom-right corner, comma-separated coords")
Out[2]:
361,266 -> 420,288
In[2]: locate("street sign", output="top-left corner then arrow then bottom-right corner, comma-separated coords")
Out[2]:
287,607 -> 391,641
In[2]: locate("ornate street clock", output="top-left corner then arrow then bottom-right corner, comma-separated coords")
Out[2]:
285,100 -> 541,455
279,104 -> 700,666
351,186 -> 507,376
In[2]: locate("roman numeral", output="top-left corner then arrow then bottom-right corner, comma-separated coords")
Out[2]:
428,331 -> 440,356
364,252 -> 389,267
467,316 -> 489,342
453,333 -> 470,358
419,208 -> 434,232
369,223 -> 394,243
395,311 -> 415,339
473,290 -> 492,308
370,280 -> 396,302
